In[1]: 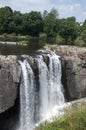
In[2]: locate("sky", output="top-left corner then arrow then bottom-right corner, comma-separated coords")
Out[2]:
0,0 -> 86,22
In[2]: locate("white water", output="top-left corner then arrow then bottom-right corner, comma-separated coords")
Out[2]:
36,55 -> 50,120
19,60 -> 35,130
48,52 -> 64,107
18,52 -> 65,130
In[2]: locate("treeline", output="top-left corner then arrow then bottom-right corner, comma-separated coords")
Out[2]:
0,6 -> 86,46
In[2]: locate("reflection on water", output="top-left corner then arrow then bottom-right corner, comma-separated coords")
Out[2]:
0,43 -> 41,55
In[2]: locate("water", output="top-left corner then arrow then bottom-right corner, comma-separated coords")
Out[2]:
36,55 -> 50,120
19,60 -> 35,130
18,52 -> 65,130
48,52 -> 64,107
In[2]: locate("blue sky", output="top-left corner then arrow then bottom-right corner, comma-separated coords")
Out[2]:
0,0 -> 86,22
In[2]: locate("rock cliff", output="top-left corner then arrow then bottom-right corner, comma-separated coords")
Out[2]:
0,56 -> 21,113
45,45 -> 86,100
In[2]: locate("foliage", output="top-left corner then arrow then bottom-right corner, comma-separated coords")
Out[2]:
17,40 -> 29,45
0,6 -> 13,34
43,8 -> 59,37
22,11 -> 43,36
81,20 -> 86,43
57,17 -> 79,45
75,37 -> 85,47
39,33 -> 47,44
35,102 -> 86,130
55,35 -> 65,45
0,6 -> 86,47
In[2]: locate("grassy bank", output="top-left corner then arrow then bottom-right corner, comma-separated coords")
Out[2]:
35,102 -> 86,130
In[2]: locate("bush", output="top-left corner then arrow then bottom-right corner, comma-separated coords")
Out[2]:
3,33 -> 8,41
17,40 -> 29,45
75,37 -> 85,47
39,33 -> 47,46
55,35 -> 65,45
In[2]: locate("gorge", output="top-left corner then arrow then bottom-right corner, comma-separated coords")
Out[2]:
0,45 -> 86,130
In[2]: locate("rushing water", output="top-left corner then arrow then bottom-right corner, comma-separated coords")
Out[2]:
19,60 -> 35,130
18,52 -> 65,130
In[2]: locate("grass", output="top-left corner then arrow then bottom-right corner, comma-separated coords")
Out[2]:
35,102 -> 86,130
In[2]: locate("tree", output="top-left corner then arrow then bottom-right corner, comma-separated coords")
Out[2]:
39,33 -> 47,45
22,11 -> 43,36
55,35 -> 65,45
80,20 -> 86,43
12,11 -> 23,34
43,8 -> 59,37
75,36 -> 84,47
0,6 -> 13,34
43,10 -> 48,20
57,17 -> 79,45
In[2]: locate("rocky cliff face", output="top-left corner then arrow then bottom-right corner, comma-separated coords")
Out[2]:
45,45 -> 86,100
0,56 -> 21,113
0,45 -> 86,114
62,56 -> 86,100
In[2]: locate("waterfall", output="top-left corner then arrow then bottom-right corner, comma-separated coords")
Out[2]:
36,52 -> 64,120
18,52 -> 65,130
36,55 -> 49,120
19,60 -> 35,130
48,52 -> 64,107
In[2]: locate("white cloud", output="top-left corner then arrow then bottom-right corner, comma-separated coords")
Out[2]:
78,11 -> 86,22
9,0 -> 53,12
0,0 -> 86,22
54,3 -> 85,22
57,3 -> 81,16
0,0 -> 52,12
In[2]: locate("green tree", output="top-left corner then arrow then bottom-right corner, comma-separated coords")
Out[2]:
12,11 -> 23,34
75,36 -> 84,47
55,35 -> 65,45
22,11 -> 43,36
0,6 -> 13,34
39,33 -> 47,45
80,20 -> 86,44
57,17 -> 79,45
43,8 -> 59,37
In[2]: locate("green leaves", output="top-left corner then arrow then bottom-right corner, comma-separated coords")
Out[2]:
0,6 -> 13,33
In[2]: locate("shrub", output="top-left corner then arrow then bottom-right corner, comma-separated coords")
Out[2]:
75,37 -> 85,47
39,33 -> 47,46
17,40 -> 29,45
3,33 -> 8,41
55,35 -> 65,45
25,35 -> 32,40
